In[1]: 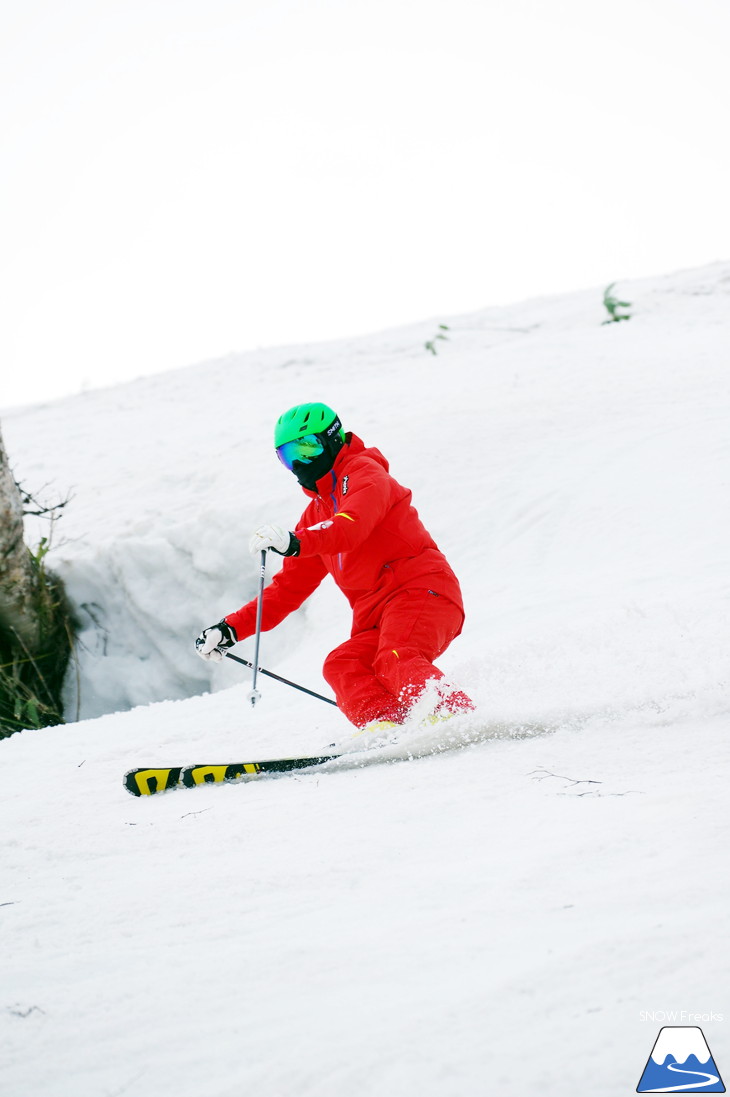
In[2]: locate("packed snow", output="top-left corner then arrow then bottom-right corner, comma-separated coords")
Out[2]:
1,263 -> 728,1096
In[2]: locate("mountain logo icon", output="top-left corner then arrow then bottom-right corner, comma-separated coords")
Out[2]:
637,1026 -> 725,1092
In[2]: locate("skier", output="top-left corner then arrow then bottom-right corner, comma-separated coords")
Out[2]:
195,403 -> 473,729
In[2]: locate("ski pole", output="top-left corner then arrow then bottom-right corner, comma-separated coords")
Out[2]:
225,651 -> 338,707
248,550 -> 266,706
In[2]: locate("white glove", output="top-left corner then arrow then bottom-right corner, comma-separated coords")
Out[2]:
195,620 -> 237,662
249,523 -> 299,557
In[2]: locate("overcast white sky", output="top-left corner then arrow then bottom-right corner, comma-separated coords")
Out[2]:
2,0 -> 729,409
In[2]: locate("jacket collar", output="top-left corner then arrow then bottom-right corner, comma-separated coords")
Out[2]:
301,432 -> 359,497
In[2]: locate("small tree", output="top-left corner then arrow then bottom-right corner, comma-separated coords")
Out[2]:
425,324 -> 450,355
602,282 -> 632,324
0,422 -> 74,737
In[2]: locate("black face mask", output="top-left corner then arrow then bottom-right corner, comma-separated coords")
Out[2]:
292,432 -> 345,492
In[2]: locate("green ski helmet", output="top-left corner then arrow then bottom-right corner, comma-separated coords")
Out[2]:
274,402 -> 345,448
274,402 -> 347,490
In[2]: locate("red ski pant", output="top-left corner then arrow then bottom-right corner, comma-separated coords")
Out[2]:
322,588 -> 470,727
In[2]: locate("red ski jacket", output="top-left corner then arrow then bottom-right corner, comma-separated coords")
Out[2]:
226,433 -> 465,640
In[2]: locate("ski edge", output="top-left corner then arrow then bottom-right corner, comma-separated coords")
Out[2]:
123,753 -> 343,796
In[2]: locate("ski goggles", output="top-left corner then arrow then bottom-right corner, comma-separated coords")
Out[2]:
276,434 -> 325,471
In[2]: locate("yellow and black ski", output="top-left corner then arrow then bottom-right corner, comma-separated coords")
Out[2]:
124,753 -> 342,796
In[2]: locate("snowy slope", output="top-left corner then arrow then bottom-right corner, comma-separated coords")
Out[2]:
1,264 -> 729,1096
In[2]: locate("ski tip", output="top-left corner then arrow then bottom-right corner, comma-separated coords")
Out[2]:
123,767 -> 182,796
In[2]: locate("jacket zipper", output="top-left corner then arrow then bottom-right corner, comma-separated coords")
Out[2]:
328,471 -> 343,571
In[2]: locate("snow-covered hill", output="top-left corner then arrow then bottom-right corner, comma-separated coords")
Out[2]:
1,264 -> 728,1096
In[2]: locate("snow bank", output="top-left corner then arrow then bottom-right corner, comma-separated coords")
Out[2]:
4,263 -> 729,728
